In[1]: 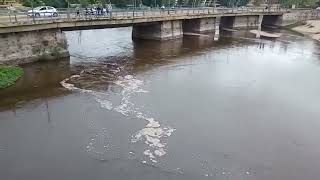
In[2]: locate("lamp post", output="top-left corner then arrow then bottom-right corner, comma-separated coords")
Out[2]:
31,0 -> 35,23
132,0 -> 135,17
67,0 -> 70,20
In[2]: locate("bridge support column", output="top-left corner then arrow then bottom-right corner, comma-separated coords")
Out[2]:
214,17 -> 221,41
183,17 -> 218,33
132,20 -> 183,40
256,15 -> 264,38
0,29 -> 69,65
233,15 -> 263,29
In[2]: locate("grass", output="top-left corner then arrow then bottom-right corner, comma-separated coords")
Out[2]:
0,66 -> 23,89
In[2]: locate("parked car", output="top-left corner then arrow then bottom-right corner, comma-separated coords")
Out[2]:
28,6 -> 58,17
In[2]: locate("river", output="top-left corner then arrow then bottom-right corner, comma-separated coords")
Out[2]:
1,28 -> 320,180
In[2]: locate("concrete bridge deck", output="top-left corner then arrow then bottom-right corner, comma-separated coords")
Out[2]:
0,8 -> 285,33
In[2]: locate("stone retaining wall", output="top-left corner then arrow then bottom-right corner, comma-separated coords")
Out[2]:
0,29 -> 69,65
281,10 -> 320,26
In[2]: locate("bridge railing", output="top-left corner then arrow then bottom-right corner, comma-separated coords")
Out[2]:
0,7 -> 290,25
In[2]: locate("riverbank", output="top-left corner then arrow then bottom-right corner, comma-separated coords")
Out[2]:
0,66 -> 23,89
292,20 -> 320,41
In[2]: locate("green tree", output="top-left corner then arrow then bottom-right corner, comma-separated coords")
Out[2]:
79,0 -> 89,7
110,0 -> 130,7
42,0 -> 67,7
219,0 -> 249,7
279,0 -> 319,7
21,0 -> 66,7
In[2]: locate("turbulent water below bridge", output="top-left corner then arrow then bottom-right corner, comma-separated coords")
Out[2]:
1,27 -> 320,180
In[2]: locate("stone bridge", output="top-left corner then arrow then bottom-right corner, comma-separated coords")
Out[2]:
0,8 -> 317,65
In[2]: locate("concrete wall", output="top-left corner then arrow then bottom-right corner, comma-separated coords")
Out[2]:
132,20 -> 183,40
0,29 -> 69,65
183,18 -> 217,33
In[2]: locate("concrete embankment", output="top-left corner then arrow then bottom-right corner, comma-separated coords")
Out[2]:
292,20 -> 320,41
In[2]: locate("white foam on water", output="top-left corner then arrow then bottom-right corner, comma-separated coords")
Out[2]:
95,98 -> 113,110
60,75 -> 81,91
61,75 -> 114,111
61,73 -> 175,163
143,149 -> 155,159
146,118 -> 160,128
114,75 -> 175,162
154,149 -> 166,157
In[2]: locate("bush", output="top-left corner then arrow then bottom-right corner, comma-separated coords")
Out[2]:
0,66 -> 23,89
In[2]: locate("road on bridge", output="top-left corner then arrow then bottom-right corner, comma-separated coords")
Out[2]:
0,7 -> 285,26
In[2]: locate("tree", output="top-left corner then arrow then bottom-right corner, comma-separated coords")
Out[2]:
219,0 -> 249,7
21,0 -> 45,7
79,0 -> 89,7
279,0 -> 319,7
42,0 -> 67,7
110,0 -> 130,7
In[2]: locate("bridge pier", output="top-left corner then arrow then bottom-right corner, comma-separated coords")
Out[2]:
0,29 -> 69,65
221,15 -> 263,29
214,17 -> 221,40
256,15 -> 264,38
183,17 -> 218,33
233,15 -> 263,29
132,20 -> 183,40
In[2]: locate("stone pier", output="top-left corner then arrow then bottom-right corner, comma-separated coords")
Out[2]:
214,17 -> 221,40
132,20 -> 183,40
0,29 -> 69,65
256,15 -> 264,38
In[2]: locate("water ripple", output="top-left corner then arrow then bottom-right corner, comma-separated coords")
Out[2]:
60,60 -> 175,163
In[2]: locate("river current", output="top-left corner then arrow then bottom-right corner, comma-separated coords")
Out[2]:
1,27 -> 320,180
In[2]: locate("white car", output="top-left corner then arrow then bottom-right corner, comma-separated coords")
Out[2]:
28,6 -> 58,17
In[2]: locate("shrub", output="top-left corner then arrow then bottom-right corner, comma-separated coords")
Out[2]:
0,66 -> 23,89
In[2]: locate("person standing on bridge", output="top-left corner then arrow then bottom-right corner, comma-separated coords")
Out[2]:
107,3 -> 112,17
161,5 -> 165,14
97,6 -> 101,15
75,7 -> 80,17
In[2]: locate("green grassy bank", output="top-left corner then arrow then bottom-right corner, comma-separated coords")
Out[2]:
0,66 -> 23,89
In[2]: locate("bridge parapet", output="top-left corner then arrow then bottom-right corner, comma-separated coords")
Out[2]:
0,8 -> 286,32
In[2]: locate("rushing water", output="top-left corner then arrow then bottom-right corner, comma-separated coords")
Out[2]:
1,27 -> 320,180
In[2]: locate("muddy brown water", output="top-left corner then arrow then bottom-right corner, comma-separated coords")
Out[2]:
1,28 -> 320,180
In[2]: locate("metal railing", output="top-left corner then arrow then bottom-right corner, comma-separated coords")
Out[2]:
0,7 -> 290,25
